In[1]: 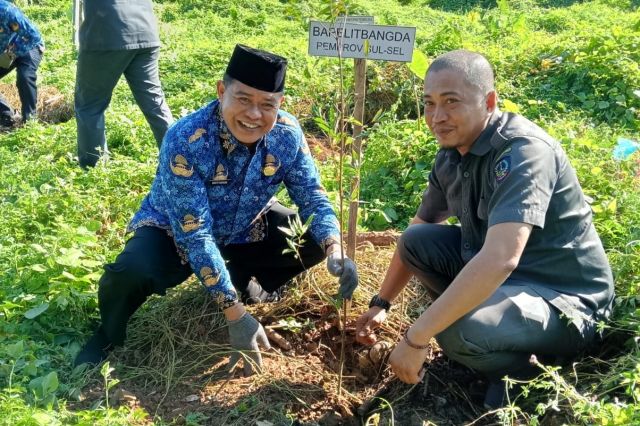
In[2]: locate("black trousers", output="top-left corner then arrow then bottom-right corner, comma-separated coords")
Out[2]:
98,203 -> 325,346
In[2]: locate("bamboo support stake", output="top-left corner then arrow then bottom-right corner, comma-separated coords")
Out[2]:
346,57 -> 367,260
336,32 -> 348,398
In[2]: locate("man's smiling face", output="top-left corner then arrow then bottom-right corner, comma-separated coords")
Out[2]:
424,68 -> 495,155
217,79 -> 284,146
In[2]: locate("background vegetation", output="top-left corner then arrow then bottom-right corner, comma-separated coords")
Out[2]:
0,0 -> 638,424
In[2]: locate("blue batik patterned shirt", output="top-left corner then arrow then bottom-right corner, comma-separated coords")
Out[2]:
128,100 -> 340,307
0,1 -> 42,57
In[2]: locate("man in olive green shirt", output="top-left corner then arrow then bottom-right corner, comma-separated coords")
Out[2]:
356,50 -> 614,409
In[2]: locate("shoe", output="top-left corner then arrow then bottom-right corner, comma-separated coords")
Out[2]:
483,380 -> 507,410
0,111 -> 21,130
241,277 -> 280,305
483,379 -> 524,410
74,327 -> 113,367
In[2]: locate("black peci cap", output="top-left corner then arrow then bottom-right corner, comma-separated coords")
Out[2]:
225,44 -> 287,93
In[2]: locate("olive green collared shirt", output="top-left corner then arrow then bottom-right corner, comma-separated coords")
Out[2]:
418,111 -> 614,323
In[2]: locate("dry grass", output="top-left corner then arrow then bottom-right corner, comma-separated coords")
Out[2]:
0,83 -> 74,124
77,245 -> 490,425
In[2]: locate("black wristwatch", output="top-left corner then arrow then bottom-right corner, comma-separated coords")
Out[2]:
369,294 -> 391,311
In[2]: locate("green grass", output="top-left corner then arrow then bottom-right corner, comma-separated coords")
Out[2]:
1,0 -> 639,424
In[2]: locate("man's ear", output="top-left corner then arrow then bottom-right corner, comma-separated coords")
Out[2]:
486,90 -> 498,112
216,80 -> 225,99
278,95 -> 286,108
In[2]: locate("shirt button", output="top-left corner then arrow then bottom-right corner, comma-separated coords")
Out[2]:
463,242 -> 471,249
463,171 -> 470,178
462,207 -> 468,214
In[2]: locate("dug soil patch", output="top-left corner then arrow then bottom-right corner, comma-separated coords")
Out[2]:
71,245 -> 500,425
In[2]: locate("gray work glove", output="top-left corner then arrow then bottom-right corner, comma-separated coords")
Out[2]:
226,312 -> 271,376
326,250 -> 359,299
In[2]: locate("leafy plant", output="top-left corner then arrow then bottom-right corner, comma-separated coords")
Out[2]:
100,361 -> 120,410
278,214 -> 314,263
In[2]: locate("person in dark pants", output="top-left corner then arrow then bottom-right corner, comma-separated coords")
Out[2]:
75,45 -> 359,375
75,0 -> 174,168
355,50 -> 614,410
0,0 -> 44,127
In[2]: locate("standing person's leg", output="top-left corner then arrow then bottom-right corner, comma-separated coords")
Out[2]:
75,227 -> 193,366
14,46 -> 43,122
221,203 -> 326,301
0,65 -> 17,126
124,47 -> 174,147
75,50 -> 132,168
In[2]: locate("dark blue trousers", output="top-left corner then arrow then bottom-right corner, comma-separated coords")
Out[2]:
0,46 -> 42,124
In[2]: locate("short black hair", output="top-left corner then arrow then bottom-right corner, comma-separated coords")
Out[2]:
427,50 -> 495,95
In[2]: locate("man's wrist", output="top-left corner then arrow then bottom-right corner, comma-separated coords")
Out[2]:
403,328 -> 429,350
322,237 -> 341,255
224,303 -> 246,321
369,294 -> 391,311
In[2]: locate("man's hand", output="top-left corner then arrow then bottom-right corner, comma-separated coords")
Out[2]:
326,250 -> 358,299
226,312 -> 271,376
389,334 -> 428,384
355,306 -> 387,345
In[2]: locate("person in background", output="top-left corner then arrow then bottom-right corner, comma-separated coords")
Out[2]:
74,44 -> 358,375
355,49 -> 614,409
0,0 -> 44,128
75,0 -> 173,168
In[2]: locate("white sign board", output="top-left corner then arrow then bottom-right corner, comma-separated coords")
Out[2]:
308,21 -> 416,62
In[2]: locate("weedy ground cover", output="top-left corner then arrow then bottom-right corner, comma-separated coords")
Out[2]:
0,0 -> 639,425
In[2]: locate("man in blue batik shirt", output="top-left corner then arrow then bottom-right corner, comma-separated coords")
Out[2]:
75,45 -> 358,374
0,0 -> 44,127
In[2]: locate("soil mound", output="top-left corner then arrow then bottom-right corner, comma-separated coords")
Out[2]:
0,83 -> 74,124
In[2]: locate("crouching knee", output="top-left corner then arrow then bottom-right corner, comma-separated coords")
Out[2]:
436,318 -> 491,367
98,259 -> 153,302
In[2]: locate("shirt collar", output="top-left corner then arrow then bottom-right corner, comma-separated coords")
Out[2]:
468,110 -> 502,157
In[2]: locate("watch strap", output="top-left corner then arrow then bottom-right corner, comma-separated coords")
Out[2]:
369,294 -> 391,311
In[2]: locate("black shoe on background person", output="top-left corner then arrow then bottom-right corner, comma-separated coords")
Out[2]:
0,111 -> 19,130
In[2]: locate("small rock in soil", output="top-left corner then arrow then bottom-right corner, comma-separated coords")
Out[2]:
183,394 -> 199,402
